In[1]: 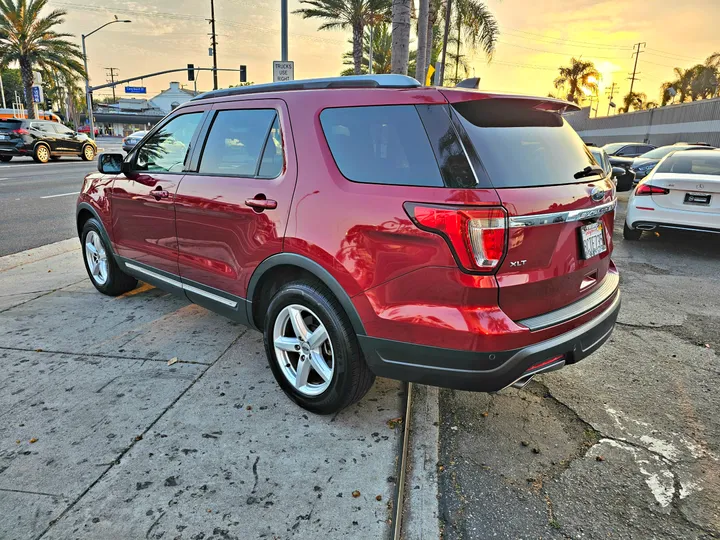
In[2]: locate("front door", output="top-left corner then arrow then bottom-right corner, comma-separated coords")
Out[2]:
53,123 -> 83,153
110,109 -> 205,276
174,99 -> 297,302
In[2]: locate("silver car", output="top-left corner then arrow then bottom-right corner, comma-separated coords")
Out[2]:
122,131 -> 147,153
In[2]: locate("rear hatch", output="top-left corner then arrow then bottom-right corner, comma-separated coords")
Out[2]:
0,119 -> 22,146
649,152 -> 720,214
445,93 -> 616,322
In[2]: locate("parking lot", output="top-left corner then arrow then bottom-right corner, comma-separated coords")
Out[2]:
1,196 -> 718,539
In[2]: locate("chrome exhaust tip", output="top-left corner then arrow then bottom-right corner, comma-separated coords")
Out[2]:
504,356 -> 567,391
511,374 -> 534,389
635,223 -> 656,231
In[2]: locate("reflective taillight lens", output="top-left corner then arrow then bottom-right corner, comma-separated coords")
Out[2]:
11,128 -> 29,135
404,203 -> 507,272
636,183 -> 669,195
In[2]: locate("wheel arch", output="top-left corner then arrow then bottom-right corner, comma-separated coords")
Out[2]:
76,202 -> 114,254
247,253 -> 366,336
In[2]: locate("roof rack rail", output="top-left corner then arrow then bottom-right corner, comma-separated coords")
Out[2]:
191,74 -> 421,101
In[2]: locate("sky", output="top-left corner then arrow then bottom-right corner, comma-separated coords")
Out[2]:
51,0 -> 720,117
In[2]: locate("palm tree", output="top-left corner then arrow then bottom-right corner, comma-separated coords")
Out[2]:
554,58 -> 600,104
0,0 -> 85,119
295,0 -> 391,76
341,23 -> 415,75
391,0 -> 411,74
618,91 -> 646,113
415,0 -> 430,82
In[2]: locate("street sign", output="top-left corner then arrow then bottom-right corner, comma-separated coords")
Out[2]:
125,86 -> 147,94
273,61 -> 294,82
31,85 -> 43,104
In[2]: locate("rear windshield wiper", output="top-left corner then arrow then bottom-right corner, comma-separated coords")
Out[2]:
574,165 -> 605,179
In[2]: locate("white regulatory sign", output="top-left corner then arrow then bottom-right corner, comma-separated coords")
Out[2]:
273,61 -> 294,82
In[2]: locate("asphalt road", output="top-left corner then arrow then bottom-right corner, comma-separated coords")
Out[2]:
0,138 -> 122,256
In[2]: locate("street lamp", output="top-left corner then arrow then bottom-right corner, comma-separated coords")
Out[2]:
82,18 -> 131,140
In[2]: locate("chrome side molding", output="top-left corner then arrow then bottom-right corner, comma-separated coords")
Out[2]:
509,200 -> 616,228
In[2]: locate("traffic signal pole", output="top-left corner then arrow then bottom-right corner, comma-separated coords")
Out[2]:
210,0 -> 218,90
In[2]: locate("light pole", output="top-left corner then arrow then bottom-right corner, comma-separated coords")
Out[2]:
82,18 -> 131,140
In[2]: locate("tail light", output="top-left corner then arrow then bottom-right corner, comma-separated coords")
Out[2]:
11,128 -> 29,135
404,203 -> 507,272
636,183 -> 669,196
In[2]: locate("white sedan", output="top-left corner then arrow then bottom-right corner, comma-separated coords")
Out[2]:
624,149 -> 720,240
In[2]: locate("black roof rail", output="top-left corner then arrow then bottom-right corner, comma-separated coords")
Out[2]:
191,74 -> 421,101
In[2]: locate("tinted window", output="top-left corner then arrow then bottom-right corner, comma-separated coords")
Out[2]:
31,122 -> 52,132
258,115 -> 284,178
638,145 -> 655,154
589,148 -> 610,174
452,100 -> 597,188
416,104 -> 476,188
656,153 -> 720,175
199,109 -> 276,176
320,105 -> 443,187
602,142 -> 626,154
640,146 -> 681,159
136,113 -> 202,173
53,124 -> 75,135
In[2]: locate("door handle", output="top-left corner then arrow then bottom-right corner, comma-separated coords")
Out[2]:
151,188 -> 170,200
245,196 -> 277,211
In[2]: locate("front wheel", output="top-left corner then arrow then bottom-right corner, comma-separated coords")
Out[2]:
81,218 -> 138,295
81,144 -> 96,161
263,281 -> 375,414
623,222 -> 643,241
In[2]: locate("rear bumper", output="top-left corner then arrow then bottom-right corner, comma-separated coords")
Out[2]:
359,291 -> 620,392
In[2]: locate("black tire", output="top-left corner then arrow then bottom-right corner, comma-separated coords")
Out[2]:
0,156 -> 12,162
81,218 -> 138,296
81,144 -> 96,161
33,144 -> 50,163
623,222 -> 643,241
263,281 -> 375,414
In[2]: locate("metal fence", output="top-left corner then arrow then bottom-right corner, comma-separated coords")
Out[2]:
566,97 -> 720,147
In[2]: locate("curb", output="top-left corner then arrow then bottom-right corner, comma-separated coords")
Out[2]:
0,238 -> 80,272
400,384 -> 441,539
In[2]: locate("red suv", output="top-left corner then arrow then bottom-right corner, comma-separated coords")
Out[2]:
77,75 -> 620,414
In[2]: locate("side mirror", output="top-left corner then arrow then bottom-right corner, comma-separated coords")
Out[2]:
97,152 -> 124,174
611,166 -> 626,179
614,167 -> 635,192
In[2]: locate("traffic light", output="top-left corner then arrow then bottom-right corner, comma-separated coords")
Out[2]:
187,64 -> 195,82
240,65 -> 247,83
45,97 -> 53,111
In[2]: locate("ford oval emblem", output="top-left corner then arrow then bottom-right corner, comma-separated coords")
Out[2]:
591,187 -> 605,202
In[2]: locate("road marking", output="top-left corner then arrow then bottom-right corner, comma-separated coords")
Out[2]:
40,192 -> 77,199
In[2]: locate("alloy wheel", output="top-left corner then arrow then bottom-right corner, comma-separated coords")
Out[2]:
273,304 -> 334,396
37,146 -> 49,162
84,146 -> 95,160
85,230 -> 109,285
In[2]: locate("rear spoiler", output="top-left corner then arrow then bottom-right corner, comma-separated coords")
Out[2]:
439,89 -> 581,114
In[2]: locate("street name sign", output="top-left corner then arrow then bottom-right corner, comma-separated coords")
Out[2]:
125,86 -> 147,94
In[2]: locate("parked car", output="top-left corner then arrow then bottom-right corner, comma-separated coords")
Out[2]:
77,75 -> 621,414
624,149 -> 720,240
122,130 -> 147,153
630,144 -> 715,181
589,146 -> 635,191
0,118 -> 97,163
603,142 -> 656,158
78,125 -> 100,136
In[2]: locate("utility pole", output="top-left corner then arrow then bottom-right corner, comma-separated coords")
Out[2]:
368,22 -> 374,74
209,0 -> 218,90
606,82 -> 618,116
281,0 -> 288,62
105,67 -> 119,102
627,42 -> 645,101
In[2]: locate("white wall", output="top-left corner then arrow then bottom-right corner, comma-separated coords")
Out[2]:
149,82 -> 194,114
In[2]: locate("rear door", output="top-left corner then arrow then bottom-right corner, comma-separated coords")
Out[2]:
446,94 -> 616,321
52,123 -> 83,153
650,152 -> 720,215
174,99 -> 297,300
0,119 -> 23,150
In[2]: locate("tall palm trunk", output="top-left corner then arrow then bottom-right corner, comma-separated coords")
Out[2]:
425,1 -> 438,83
391,0 -> 411,75
19,56 -> 35,119
352,20 -> 364,75
439,0 -> 453,85
415,0 -> 429,83
454,11 -> 462,83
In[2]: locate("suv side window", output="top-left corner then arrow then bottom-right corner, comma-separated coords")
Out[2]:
320,105 -> 443,187
30,122 -> 50,132
198,109 -> 278,177
53,124 -> 75,135
258,115 -> 284,178
135,113 -> 202,173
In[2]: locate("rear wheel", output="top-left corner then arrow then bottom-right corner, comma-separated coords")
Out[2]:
263,281 -> 375,414
81,144 -> 96,161
33,144 -> 50,163
81,218 -> 137,296
0,156 -> 11,162
623,222 -> 643,241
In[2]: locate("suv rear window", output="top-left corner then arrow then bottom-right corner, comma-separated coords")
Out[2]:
0,120 -> 22,132
320,105 -> 443,187
451,100 -> 597,188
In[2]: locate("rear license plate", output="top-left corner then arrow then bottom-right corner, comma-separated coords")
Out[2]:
580,222 -> 607,259
684,193 -> 711,206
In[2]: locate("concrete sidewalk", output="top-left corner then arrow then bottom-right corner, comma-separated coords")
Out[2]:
0,243 -> 405,540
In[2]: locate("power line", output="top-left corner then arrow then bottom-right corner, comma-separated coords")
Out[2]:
501,28 -> 633,50
496,40 -> 629,60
